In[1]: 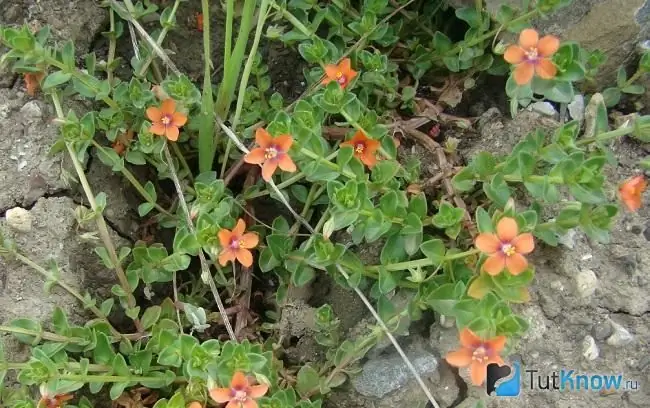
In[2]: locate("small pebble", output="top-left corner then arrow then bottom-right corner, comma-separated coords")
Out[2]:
575,269 -> 598,298
568,95 -> 585,122
592,321 -> 613,341
529,101 -> 558,117
581,254 -> 593,261
438,314 -> 456,328
607,321 -> 634,347
582,335 -> 599,360
5,207 -> 33,232
557,229 -> 577,249
19,100 -> 42,120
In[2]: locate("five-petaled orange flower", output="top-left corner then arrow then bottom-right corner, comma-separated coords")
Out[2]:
504,28 -> 560,85
341,130 -> 380,168
244,128 -> 297,181
218,219 -> 259,268
209,371 -> 269,408
322,58 -> 357,89
475,217 -> 534,276
38,385 -> 73,408
24,72 -> 45,96
446,328 -> 506,386
146,99 -> 187,142
619,175 -> 647,212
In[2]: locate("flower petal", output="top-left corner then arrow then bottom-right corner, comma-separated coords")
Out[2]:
209,387 -> 232,403
505,253 -> 528,275
242,400 -> 258,408
339,58 -> 352,74
519,28 -> 539,50
236,248 -> 253,268
535,58 -> 557,79
218,229 -> 233,247
360,152 -> 377,168
255,128 -> 272,148
146,107 -> 162,122
470,361 -> 487,386
324,64 -> 340,81
240,232 -> 259,249
248,384 -> 269,399
244,148 -> 267,165
486,335 -> 507,354
231,371 -> 249,389
274,135 -> 293,151
537,35 -> 560,57
261,160 -> 278,181
483,253 -> 506,276
512,233 -> 534,254
278,155 -> 297,173
459,328 -> 482,349
496,217 -> 518,242
219,249 -> 236,266
488,355 -> 505,366
161,99 -> 176,115
445,348 -> 473,367
513,62 -> 535,85
165,126 -> 180,142
149,123 -> 166,136
225,401 -> 239,408
172,112 -> 187,127
475,233 -> 501,254
364,138 -> 381,154
233,219 -> 247,237
504,45 -> 525,64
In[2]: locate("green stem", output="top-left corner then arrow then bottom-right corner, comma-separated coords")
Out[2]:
46,57 -> 119,110
0,326 -> 84,343
224,0 -> 234,68
198,0 -> 216,173
135,0 -> 182,77
576,124 -> 636,146
51,94 -> 140,331
172,141 -> 194,183
107,9 -> 117,84
215,0 -> 257,119
367,249 -> 481,272
90,141 -> 173,217
12,252 -> 123,338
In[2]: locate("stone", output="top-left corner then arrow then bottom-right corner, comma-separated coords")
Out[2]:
0,0 -> 107,55
1,197 -> 125,386
591,321 -> 613,341
606,321 -> 634,346
582,335 -> 599,361
351,347 -> 438,398
575,269 -> 599,298
568,95 -> 586,122
529,101 -> 558,118
0,90 -> 68,211
5,207 -> 32,232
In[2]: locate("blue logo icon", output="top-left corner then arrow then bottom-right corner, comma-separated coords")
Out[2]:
491,360 -> 521,397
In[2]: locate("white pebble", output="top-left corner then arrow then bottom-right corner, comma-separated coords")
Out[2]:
5,207 -> 33,232
607,321 -> 634,347
582,335 -> 599,360
575,269 -> 598,298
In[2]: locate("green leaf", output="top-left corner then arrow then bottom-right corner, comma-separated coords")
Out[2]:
380,234 -> 407,264
602,87 -> 621,107
291,265 -> 315,287
8,318 -> 41,344
401,213 -> 423,235
455,7 -> 481,27
378,267 -> 397,294
475,207 -> 494,233
621,84 -> 645,95
420,239 -> 445,267
296,365 -> 320,398
432,202 -> 465,229
141,306 -> 161,330
42,71 -> 72,90
452,167 -> 476,191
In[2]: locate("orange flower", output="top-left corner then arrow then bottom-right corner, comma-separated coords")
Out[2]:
322,58 -> 357,89
446,328 -> 506,386
24,72 -> 45,96
146,99 -> 187,142
187,402 -> 203,408
209,371 -> 269,408
112,129 -> 134,156
475,217 -> 534,276
619,175 -> 647,212
218,219 -> 259,268
340,130 -> 380,168
38,385 -> 73,408
196,13 -> 204,32
244,128 -> 297,182
504,28 -> 560,85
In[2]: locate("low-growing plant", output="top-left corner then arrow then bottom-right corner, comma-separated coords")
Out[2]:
0,0 -> 648,407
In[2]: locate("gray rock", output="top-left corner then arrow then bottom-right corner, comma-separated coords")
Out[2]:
0,0 -> 107,55
352,347 -> 438,398
606,321 -> 634,346
591,321 -> 613,341
529,101 -> 558,118
582,335 -> 599,360
575,269 -> 599,298
0,91 -> 68,211
568,95 -> 586,122
5,207 -> 32,232
1,197 -> 124,386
